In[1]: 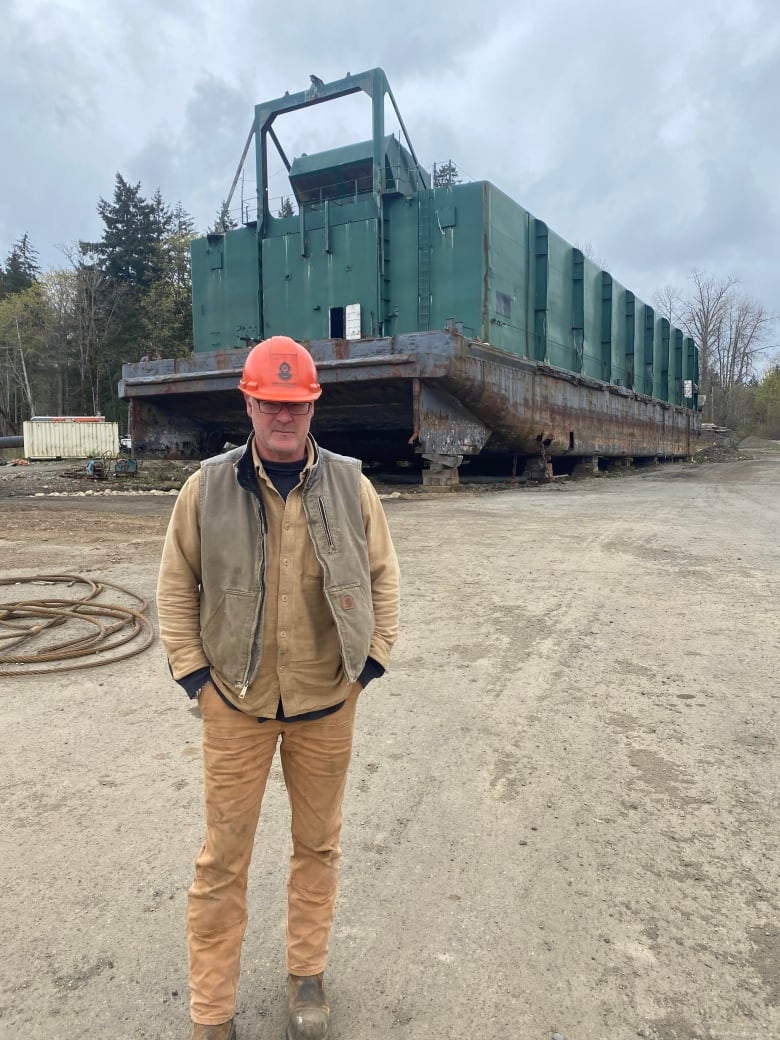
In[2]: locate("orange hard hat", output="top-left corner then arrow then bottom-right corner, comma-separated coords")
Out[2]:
238,336 -> 322,402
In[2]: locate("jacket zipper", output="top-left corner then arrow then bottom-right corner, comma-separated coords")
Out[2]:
239,495 -> 267,699
318,498 -> 335,550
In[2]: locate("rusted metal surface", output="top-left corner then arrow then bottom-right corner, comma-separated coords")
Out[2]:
413,382 -> 490,457
120,331 -> 699,462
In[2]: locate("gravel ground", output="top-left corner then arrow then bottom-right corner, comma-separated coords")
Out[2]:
1,451 -> 778,1040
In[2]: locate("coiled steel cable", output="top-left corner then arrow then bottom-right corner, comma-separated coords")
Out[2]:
0,574 -> 155,676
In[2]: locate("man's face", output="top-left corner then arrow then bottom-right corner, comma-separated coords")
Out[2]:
245,395 -> 313,462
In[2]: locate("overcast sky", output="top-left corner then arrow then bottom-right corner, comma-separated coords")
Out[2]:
2,0 -> 778,337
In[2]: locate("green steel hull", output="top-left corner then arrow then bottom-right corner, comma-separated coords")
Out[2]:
120,67 -> 700,476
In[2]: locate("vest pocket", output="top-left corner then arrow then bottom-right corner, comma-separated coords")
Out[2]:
201,589 -> 257,674
325,582 -> 374,679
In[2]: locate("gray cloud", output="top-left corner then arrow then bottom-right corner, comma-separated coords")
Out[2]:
129,74 -> 254,231
2,0 -> 778,328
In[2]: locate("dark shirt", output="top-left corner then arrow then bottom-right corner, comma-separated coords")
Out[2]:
260,455 -> 306,502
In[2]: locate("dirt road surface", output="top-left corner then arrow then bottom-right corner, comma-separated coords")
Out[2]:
1,455 -> 778,1040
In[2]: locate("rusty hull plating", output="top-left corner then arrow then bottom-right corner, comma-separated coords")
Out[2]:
120,330 -> 694,470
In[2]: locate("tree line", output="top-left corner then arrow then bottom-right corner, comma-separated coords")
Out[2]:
653,271 -> 778,438
0,174 -> 195,435
1,180 -> 778,439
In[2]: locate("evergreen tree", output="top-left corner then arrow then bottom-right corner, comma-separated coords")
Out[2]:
209,200 -> 239,233
0,233 -> 40,299
750,365 -> 780,438
86,173 -> 159,289
140,201 -> 195,359
432,161 -> 461,188
148,189 -> 176,286
277,197 -> 295,218
81,174 -> 175,385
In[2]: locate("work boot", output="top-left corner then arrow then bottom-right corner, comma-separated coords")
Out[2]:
286,973 -> 330,1040
191,1020 -> 236,1040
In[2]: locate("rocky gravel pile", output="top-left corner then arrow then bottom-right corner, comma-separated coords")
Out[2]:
0,458 -> 200,498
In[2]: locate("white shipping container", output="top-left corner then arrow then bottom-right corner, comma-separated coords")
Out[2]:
23,419 -> 120,460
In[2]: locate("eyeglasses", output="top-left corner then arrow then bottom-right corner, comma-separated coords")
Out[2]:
254,400 -> 312,415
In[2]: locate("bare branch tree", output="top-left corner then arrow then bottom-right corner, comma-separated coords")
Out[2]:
40,269 -> 78,414
652,284 -> 684,328
13,313 -> 36,416
711,294 -> 774,421
679,269 -> 737,398
0,285 -> 48,427
574,240 -> 608,270
62,245 -> 121,414
673,268 -> 777,426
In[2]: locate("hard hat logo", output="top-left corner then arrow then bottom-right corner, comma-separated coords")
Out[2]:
238,336 -> 322,402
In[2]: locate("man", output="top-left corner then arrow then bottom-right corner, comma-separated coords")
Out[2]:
157,336 -> 400,1040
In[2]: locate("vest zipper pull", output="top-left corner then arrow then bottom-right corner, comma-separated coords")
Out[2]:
318,497 -> 335,550
239,684 -> 248,699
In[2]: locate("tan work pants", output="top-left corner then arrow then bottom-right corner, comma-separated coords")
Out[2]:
187,683 -> 359,1025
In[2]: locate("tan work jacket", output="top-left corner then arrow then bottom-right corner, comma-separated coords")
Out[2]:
157,436 -> 400,717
